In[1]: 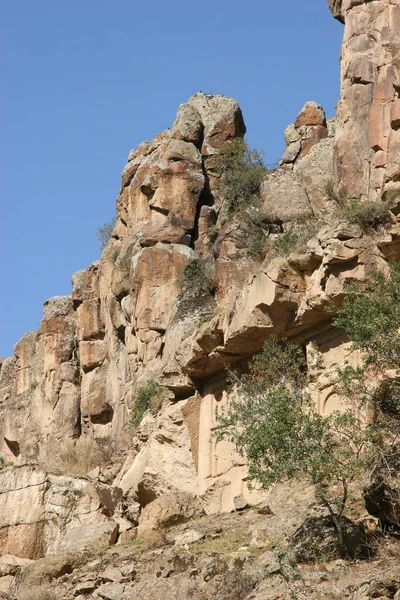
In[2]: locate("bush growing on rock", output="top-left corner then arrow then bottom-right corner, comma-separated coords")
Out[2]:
216,138 -> 267,214
337,199 -> 391,229
332,262 -> 400,518
180,259 -> 216,296
130,380 -> 165,428
96,215 -> 118,250
272,216 -> 319,257
215,337 -> 370,556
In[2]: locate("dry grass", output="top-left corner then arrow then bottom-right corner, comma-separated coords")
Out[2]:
45,435 -> 112,476
191,527 -> 251,555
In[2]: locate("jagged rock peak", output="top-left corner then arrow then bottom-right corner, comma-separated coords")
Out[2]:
327,0 -> 344,23
280,100 -> 330,169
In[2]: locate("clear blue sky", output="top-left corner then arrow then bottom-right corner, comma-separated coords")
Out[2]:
0,0 -> 343,358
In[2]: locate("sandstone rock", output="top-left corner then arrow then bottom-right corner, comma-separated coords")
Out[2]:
95,582 -> 125,599
327,0 -> 344,23
171,103 -> 203,146
260,169 -> 312,222
0,466 -> 121,559
0,554 -> 33,577
233,494 -> 249,511
137,492 -> 205,537
186,92 -> 246,155
281,102 -> 328,168
0,575 -> 13,594
173,529 -> 204,546
116,399 -> 198,505
331,0 -> 400,199
79,340 -> 107,371
59,521 -> 119,553
294,101 -> 327,128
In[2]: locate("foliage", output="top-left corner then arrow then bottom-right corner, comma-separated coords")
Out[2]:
324,180 -> 347,207
0,456 -> 14,470
215,337 -> 368,554
272,217 -> 319,257
248,231 -> 267,257
96,215 -> 118,250
207,225 -> 220,242
216,138 -> 267,213
333,262 -> 400,369
130,380 -> 164,428
180,259 -> 216,295
333,261 -> 400,442
337,199 -> 390,229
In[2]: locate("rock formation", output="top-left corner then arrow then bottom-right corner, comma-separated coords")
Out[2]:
328,0 -> 400,201
2,2 -> 400,597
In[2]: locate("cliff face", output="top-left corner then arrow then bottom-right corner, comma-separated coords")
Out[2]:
329,0 -> 400,200
1,0 -> 400,575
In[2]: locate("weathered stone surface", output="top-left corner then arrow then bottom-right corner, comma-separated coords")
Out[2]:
327,0 -> 344,23
59,521 -> 119,553
233,494 -> 249,511
0,467 -> 120,559
137,492 -> 205,537
260,169 -> 313,222
3,54 -> 400,574
332,0 -> 400,200
186,92 -> 246,155
116,399 -> 198,506
281,101 -> 328,168
171,103 -> 203,146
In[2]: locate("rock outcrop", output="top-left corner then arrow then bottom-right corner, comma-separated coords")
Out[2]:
1,2 -> 400,577
2,84 -> 400,561
328,0 -> 400,201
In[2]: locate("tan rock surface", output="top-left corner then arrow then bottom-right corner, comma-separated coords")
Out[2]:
332,0 -> 400,200
137,491 -> 205,537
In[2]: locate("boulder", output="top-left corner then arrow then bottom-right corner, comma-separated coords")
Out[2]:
260,169 -> 312,222
137,492 -> 205,537
59,521 -> 119,553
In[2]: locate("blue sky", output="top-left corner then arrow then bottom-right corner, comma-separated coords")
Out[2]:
0,0 -> 343,357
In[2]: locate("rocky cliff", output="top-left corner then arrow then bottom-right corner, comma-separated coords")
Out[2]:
329,0 -> 400,200
2,1 -> 400,598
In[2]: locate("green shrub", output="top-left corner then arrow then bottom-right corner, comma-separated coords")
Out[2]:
130,380 -> 164,428
207,225 -> 220,242
180,260 -> 216,295
332,262 -> 400,428
337,199 -> 390,228
215,337 -> 369,556
96,215 -> 118,250
272,217 -> 319,257
216,138 -> 267,213
248,231 -> 267,258
324,180 -> 347,207
0,456 -> 13,470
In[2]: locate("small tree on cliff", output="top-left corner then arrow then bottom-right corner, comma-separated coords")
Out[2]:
332,261 -> 400,456
216,138 -> 267,212
96,215 -> 117,250
215,337 -> 368,554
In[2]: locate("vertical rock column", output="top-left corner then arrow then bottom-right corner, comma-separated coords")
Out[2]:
329,0 -> 400,200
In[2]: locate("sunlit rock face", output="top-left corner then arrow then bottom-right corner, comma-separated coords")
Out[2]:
328,0 -> 400,200
3,64 -> 400,561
